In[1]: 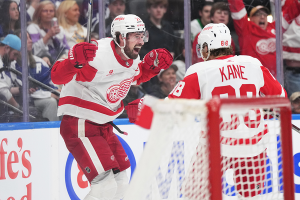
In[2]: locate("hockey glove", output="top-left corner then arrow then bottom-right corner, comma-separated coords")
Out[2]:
142,48 -> 173,73
125,98 -> 143,123
68,41 -> 98,68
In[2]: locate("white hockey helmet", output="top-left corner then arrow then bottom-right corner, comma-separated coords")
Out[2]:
197,23 -> 231,60
111,14 -> 147,41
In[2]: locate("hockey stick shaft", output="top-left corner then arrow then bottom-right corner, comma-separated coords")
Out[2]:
292,124 -> 300,134
86,0 -> 93,43
267,111 -> 300,134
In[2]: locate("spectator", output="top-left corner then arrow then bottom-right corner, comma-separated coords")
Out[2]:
148,65 -> 177,99
0,34 -> 22,109
0,1 -> 20,37
192,2 -> 235,64
79,0 -> 108,32
190,2 -> 213,41
228,0 -> 300,77
57,1 -> 87,48
27,0 -> 40,22
172,39 -> 188,82
139,0 -> 175,59
93,0 -> 126,37
139,0 -> 175,93
290,91 -> 300,114
14,30 -> 59,121
27,1 -> 69,65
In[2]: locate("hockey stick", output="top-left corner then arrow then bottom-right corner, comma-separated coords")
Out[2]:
264,109 -> 300,134
0,99 -> 36,119
86,0 -> 94,43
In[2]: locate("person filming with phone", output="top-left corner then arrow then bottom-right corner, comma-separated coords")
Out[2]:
27,1 -> 69,66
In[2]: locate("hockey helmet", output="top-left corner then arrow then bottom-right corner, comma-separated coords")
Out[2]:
111,14 -> 148,42
197,23 -> 231,60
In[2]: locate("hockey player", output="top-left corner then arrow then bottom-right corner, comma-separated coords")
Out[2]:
51,14 -> 173,200
167,23 -> 286,198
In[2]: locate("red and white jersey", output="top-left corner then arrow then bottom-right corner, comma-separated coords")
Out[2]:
228,0 -> 300,77
51,38 -> 157,124
168,55 -> 286,157
283,14 -> 300,61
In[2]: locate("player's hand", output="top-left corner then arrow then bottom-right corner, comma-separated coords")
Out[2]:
68,42 -> 98,68
142,48 -> 173,73
125,98 -> 143,123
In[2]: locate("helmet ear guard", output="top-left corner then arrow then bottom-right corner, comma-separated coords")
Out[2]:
197,23 -> 231,61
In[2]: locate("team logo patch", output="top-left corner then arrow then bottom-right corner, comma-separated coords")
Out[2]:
125,156 -> 129,161
111,155 -> 115,161
106,78 -> 133,104
256,38 -> 276,55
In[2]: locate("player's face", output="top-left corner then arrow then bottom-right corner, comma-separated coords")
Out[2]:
124,32 -> 145,59
250,10 -> 268,30
199,5 -> 212,25
109,0 -> 126,19
65,3 -> 80,25
159,68 -> 177,86
211,9 -> 229,25
147,4 -> 167,21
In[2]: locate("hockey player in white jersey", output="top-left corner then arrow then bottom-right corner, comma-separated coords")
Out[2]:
167,23 -> 287,199
51,14 -> 173,200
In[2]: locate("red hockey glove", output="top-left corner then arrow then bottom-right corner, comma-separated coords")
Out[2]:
125,98 -> 143,123
142,48 -> 173,73
68,41 -> 98,68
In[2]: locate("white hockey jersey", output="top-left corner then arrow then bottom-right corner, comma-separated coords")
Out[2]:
169,55 -> 286,157
52,38 -> 157,124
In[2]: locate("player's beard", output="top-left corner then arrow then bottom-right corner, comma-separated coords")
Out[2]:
124,45 -> 139,59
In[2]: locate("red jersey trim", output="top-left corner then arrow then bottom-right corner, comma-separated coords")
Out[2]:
58,96 -> 124,116
110,40 -> 133,68
215,55 -> 234,60
283,46 -> 300,53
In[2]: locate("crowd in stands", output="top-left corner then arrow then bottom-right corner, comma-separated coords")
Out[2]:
0,0 -> 300,123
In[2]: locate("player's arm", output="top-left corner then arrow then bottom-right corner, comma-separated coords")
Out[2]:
228,0 -> 249,37
133,48 -> 173,85
259,66 -> 287,97
51,42 -> 98,85
168,72 -> 201,99
282,0 -> 300,31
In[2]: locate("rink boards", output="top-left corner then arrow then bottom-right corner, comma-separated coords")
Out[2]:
0,117 -> 300,200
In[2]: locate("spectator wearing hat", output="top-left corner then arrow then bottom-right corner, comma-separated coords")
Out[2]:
27,1 -> 69,65
93,0 -> 126,37
13,30 -> 59,121
0,1 -> 21,37
190,1 -> 213,42
227,0 -> 300,77
56,1 -> 87,48
290,92 -> 300,114
148,64 -> 178,99
0,34 -> 22,109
